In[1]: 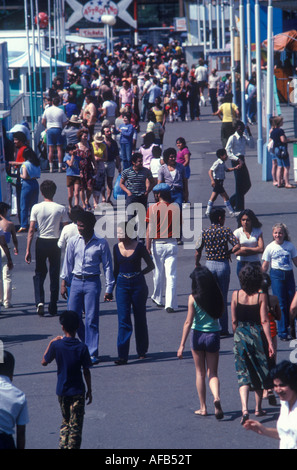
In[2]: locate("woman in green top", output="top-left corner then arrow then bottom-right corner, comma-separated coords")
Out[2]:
177,266 -> 224,419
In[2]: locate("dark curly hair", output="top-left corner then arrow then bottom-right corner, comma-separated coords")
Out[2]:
237,209 -> 262,229
190,266 -> 224,319
270,361 -> 297,394
238,263 -> 263,296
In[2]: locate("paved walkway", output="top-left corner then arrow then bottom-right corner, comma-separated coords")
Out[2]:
1,103 -> 296,450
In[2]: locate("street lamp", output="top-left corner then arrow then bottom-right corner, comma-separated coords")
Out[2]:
101,14 -> 116,55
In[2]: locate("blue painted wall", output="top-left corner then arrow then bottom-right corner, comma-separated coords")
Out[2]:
248,0 -> 283,44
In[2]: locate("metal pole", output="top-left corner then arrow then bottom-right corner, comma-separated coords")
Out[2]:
262,0 -> 273,181
35,0 -> 43,107
48,0 -> 52,84
30,0 -> 38,124
246,0 -> 252,79
239,0 -> 246,123
230,0 -> 236,100
203,0 -> 207,59
255,0 -> 263,164
221,0 -> 225,50
197,0 -> 201,44
216,1 -> 221,50
54,0 -> 57,76
24,0 -> 35,135
208,1 -> 213,50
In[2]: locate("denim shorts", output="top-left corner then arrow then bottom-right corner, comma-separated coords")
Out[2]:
190,329 -> 220,353
47,127 -> 64,146
274,147 -> 290,168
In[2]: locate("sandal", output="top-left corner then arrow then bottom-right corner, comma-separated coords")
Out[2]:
214,400 -> 224,420
284,184 -> 296,189
255,409 -> 267,417
240,411 -> 249,425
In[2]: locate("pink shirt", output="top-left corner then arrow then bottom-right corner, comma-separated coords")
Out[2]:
119,87 -> 134,105
176,146 -> 190,165
139,144 -> 154,169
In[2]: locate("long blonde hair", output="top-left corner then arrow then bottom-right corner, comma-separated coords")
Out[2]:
272,223 -> 290,241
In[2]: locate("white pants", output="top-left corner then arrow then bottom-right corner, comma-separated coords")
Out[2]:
151,240 -> 178,310
0,246 -> 11,307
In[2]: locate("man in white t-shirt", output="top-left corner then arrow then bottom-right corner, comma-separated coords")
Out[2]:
25,180 -> 69,316
42,96 -> 68,172
99,91 -> 118,125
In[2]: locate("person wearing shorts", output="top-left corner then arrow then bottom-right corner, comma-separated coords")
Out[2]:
205,148 -> 240,217
177,266 -> 224,419
42,96 -> 68,172
64,144 -> 81,211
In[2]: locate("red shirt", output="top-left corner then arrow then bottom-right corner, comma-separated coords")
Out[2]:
146,201 -> 180,239
16,145 -> 27,163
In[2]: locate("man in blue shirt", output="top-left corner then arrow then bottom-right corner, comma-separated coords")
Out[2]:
117,112 -> 134,170
60,211 -> 114,364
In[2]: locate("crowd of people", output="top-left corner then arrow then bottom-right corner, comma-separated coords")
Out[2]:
1,41 -> 297,450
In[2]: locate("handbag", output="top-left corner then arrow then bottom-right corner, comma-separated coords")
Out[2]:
113,174 -> 126,199
277,145 -> 289,160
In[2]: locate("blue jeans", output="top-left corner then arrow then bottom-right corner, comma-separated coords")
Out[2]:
68,275 -> 101,356
120,142 -> 133,170
205,259 -> 230,333
20,179 -> 39,229
177,99 -> 187,121
270,268 -> 295,339
171,189 -> 183,208
115,273 -> 149,360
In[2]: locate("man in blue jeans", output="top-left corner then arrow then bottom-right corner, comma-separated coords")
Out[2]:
60,211 -> 114,364
117,112 -> 134,170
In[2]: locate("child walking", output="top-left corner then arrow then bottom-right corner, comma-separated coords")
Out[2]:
205,148 -> 240,217
42,310 -> 92,449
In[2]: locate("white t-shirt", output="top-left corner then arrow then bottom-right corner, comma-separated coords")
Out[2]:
150,158 -> 161,178
262,240 -> 297,271
233,227 -> 262,262
58,223 -> 79,249
30,201 -> 69,239
42,105 -> 68,129
102,100 -> 117,118
210,159 -> 227,180
277,400 -> 297,449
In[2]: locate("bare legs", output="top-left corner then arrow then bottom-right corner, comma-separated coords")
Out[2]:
191,349 -> 223,417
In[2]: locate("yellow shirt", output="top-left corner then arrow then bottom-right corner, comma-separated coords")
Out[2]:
219,102 -> 238,123
152,107 -> 164,124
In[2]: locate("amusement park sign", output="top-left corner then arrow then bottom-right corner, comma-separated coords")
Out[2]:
65,0 -> 136,29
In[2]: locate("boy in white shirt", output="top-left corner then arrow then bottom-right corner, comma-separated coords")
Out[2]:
205,148 -> 240,217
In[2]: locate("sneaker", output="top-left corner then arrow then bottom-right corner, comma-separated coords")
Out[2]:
166,307 -> 175,313
90,356 -> 100,365
37,303 -> 44,316
4,303 -> 13,309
